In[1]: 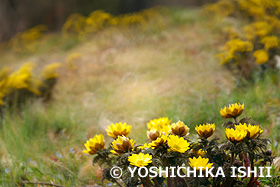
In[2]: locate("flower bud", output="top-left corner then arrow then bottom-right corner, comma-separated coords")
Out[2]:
111,135 -> 135,155
147,129 -> 161,141
195,123 -> 215,139
265,149 -> 272,156
171,121 -> 190,137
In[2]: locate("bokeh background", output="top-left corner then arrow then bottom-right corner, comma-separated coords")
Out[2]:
0,0 -> 279,186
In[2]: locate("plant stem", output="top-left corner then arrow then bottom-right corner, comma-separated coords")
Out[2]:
113,179 -> 123,187
231,152 -> 235,164
234,117 -> 238,124
141,177 -> 155,187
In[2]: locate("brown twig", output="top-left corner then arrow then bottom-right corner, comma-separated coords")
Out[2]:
113,179 -> 123,187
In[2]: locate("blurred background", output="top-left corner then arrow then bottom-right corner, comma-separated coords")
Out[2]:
0,0 -> 217,42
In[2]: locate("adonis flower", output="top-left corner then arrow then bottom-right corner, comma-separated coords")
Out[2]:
247,124 -> 263,139
42,63 -> 62,79
149,134 -> 168,149
137,143 -> 150,150
147,117 -> 171,134
234,123 -> 248,131
195,123 -> 215,139
235,123 -> 263,139
193,149 -> 207,156
220,103 -> 244,119
83,134 -> 105,155
147,128 -> 162,141
171,121 -> 190,137
128,153 -> 153,167
106,122 -> 131,138
189,156 -> 213,170
225,128 -> 247,143
111,135 -> 135,155
261,35 -> 279,50
167,135 -> 190,153
253,50 -> 269,65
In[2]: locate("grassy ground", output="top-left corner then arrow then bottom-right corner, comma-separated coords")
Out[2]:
0,8 -> 279,186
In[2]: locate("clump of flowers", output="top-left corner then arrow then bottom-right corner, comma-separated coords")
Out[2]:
253,49 -> 269,65
261,36 -> 279,50
8,25 -> 47,53
82,103 -> 274,186
62,7 -> 165,38
42,63 -> 62,79
0,62 -> 62,110
205,0 -> 280,79
5,7 -> 166,54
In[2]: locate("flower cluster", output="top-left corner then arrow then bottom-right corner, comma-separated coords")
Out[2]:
0,62 -> 62,108
82,102 -> 273,186
8,25 -> 47,53
62,7 -> 165,37
5,7 -> 166,54
204,0 -> 280,79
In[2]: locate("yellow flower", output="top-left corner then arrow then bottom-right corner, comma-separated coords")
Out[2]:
128,153 -> 152,167
235,123 -> 263,139
171,121 -> 190,137
220,103 -> 244,119
147,128 -> 162,141
42,63 -> 62,79
106,122 -> 132,138
243,21 -> 272,40
253,50 -> 269,65
234,123 -> 248,131
83,134 -> 105,155
167,135 -> 190,153
6,62 -> 35,89
195,123 -> 215,139
66,53 -> 81,70
138,143 -> 150,150
247,124 -> 263,139
261,36 -> 279,50
193,149 -> 207,156
149,134 -> 168,149
189,156 -> 213,170
147,117 -> 171,134
216,52 -> 236,64
223,39 -> 253,53
111,135 -> 135,155
225,128 -> 247,143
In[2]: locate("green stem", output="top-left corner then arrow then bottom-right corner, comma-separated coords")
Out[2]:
234,117 -> 238,124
